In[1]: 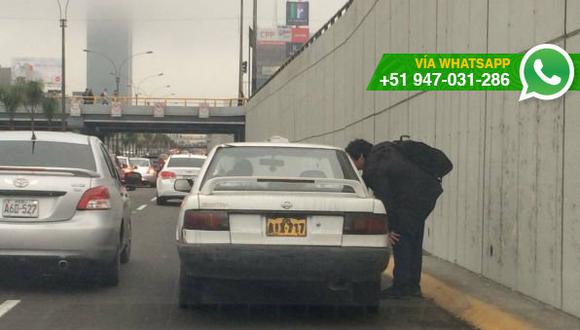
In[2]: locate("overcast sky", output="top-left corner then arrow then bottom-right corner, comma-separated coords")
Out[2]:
0,0 -> 346,98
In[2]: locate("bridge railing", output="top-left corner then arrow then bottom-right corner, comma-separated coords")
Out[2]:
66,96 -> 247,108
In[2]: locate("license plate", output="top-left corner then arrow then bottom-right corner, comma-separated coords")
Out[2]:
266,216 -> 307,237
2,199 -> 39,218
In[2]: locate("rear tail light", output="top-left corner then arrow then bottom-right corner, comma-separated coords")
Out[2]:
160,171 -> 176,180
77,186 -> 111,210
148,166 -> 156,175
343,213 -> 388,235
183,210 -> 229,231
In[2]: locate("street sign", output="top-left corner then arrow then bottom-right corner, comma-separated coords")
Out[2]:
70,98 -> 81,117
153,102 -> 165,118
199,102 -> 210,118
111,101 -> 122,117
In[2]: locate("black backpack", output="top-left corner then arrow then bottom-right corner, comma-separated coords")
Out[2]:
392,135 -> 453,180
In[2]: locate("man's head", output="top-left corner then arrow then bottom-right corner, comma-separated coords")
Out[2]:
345,139 -> 373,170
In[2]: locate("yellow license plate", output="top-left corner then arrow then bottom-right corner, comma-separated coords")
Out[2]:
266,217 -> 307,237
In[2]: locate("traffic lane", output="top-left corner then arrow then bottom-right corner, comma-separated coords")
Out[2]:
0,188 -> 472,329
0,187 -> 167,330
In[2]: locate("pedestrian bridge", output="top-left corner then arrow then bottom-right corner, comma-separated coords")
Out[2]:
0,96 -> 246,141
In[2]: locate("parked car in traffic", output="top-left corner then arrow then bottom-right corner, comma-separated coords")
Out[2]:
0,131 -> 136,285
174,141 -> 390,309
156,154 -> 207,205
129,157 -> 157,187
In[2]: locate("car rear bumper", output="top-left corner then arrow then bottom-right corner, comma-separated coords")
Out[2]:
141,173 -> 156,184
177,244 -> 390,282
156,179 -> 187,198
0,211 -> 120,262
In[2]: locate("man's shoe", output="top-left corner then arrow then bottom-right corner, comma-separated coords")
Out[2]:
380,285 -> 423,299
380,285 -> 405,299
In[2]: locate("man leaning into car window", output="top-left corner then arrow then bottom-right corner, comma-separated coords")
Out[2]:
346,139 -> 442,299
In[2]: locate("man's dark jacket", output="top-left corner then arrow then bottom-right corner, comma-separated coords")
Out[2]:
362,141 -> 442,234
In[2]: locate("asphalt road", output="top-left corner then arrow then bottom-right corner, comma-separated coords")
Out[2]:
0,188 -> 473,330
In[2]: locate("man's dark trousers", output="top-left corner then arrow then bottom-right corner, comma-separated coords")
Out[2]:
391,206 -> 432,291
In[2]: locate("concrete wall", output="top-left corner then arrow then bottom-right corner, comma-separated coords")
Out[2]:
245,0 -> 580,317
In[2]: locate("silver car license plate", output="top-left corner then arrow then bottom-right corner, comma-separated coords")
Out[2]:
2,199 -> 39,218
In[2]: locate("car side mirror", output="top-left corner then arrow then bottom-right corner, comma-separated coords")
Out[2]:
174,179 -> 193,193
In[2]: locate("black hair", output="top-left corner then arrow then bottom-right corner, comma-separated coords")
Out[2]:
345,139 -> 373,160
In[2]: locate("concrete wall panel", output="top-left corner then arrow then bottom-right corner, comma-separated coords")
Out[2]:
563,34 -> 580,317
244,0 -> 579,317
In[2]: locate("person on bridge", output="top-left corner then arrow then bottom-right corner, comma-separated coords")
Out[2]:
346,138 -> 451,299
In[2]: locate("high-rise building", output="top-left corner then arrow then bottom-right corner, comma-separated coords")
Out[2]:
0,66 -> 11,87
86,2 -> 133,96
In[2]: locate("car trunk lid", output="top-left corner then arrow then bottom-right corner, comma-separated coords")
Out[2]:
0,167 -> 96,222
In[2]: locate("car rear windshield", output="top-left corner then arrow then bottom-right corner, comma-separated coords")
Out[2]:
168,158 -> 205,168
129,158 -> 150,167
204,146 -> 358,182
0,141 -> 96,171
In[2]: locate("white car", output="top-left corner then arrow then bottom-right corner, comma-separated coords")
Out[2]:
128,157 -> 156,187
175,142 -> 390,309
155,154 -> 207,205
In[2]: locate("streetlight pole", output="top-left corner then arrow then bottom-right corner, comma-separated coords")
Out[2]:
148,84 -> 171,97
84,49 -> 153,96
57,0 -> 70,131
251,0 -> 257,96
238,0 -> 244,102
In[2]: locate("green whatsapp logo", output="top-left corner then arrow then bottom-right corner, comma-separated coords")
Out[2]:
519,44 -> 574,101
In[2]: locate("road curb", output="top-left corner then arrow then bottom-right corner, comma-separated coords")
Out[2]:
385,258 -> 538,330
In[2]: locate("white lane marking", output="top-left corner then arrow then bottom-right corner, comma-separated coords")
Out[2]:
150,197 -> 157,202
136,204 -> 148,211
0,300 -> 20,319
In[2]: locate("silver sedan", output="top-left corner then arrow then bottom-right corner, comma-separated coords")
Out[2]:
0,131 -> 134,286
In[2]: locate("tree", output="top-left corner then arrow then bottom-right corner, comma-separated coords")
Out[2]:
0,85 -> 24,130
18,79 -> 44,131
41,96 -> 58,130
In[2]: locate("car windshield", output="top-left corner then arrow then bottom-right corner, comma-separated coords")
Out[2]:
129,158 -> 150,167
0,141 -> 96,171
167,157 -> 205,168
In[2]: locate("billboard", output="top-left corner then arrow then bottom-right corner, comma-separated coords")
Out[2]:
286,1 -> 309,26
11,57 -> 61,91
257,27 -> 292,46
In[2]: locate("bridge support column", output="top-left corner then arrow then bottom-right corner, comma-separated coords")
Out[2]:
233,127 -> 245,142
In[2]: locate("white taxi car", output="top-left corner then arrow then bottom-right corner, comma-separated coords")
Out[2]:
156,154 -> 206,205
175,142 -> 389,309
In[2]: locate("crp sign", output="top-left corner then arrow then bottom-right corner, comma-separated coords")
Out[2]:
111,102 -> 122,117
153,102 -> 165,118
199,102 -> 210,118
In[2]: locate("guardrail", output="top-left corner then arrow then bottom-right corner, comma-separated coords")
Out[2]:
65,96 -> 247,108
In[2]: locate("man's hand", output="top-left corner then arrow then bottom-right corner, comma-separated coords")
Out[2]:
388,232 -> 400,246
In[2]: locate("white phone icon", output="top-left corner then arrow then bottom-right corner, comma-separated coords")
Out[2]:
534,59 -> 561,85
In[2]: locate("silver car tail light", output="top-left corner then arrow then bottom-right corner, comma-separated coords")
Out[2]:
76,186 -> 111,210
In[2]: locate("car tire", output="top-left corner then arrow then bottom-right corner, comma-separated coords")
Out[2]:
354,280 -> 381,311
120,240 -> 131,264
100,253 -> 120,287
178,267 -> 202,309
157,197 -> 166,205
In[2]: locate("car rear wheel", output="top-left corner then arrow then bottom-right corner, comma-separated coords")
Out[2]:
178,267 -> 202,309
99,253 -> 120,287
156,197 -> 167,205
354,280 -> 381,312
120,240 -> 131,264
